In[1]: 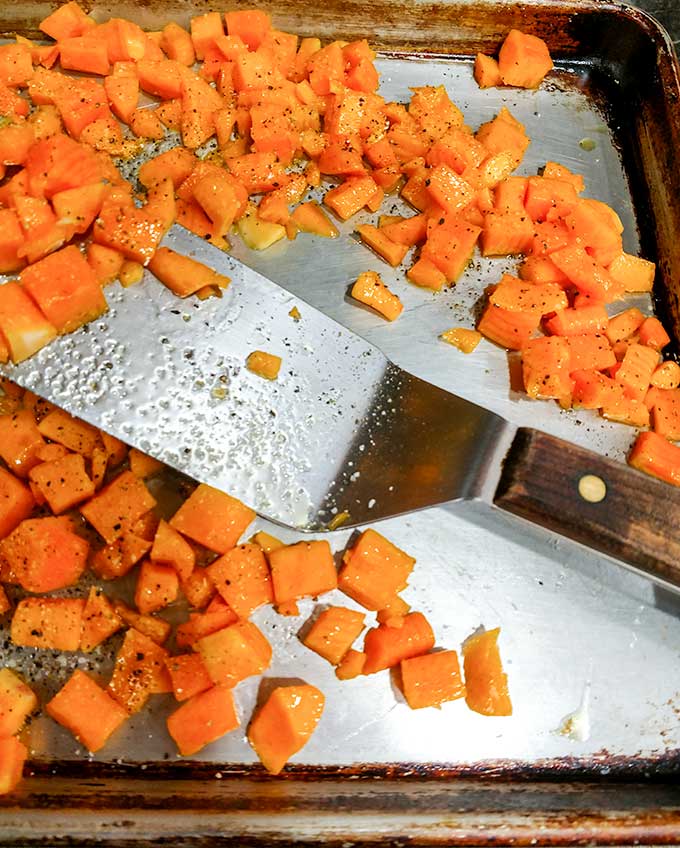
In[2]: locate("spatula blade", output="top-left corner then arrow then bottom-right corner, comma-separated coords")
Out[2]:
3,226 -> 513,529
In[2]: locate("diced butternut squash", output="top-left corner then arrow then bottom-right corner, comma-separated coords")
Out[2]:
28,452 -> 95,513
0,466 -> 34,539
362,612 -> 435,674
90,532 -> 151,580
463,627 -> 512,716
0,667 -> 38,736
197,620 -> 272,686
247,683 -> 324,774
351,270 -> 403,321
440,327 -> 482,353
335,648 -> 367,680
11,596 -> 85,650
629,431 -> 680,487
114,601 -> 171,645
269,540 -> 338,604
246,350 -> 282,380
80,586 -> 123,652
0,737 -> 27,796
207,542 -> 273,620
0,281 -> 57,363
134,559 -> 179,615
338,529 -> 414,611
150,519 -> 195,581
302,606 -> 366,665
400,649 -> 465,709
169,483 -> 255,553
164,653 -> 213,702
1,516 -> 89,593
498,29 -> 553,89
81,470 -> 156,543
37,408 -> 100,455
47,669 -> 128,752
167,684 -> 239,756
108,627 -> 171,714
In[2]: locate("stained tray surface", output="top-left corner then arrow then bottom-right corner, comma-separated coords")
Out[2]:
1,5 -> 680,779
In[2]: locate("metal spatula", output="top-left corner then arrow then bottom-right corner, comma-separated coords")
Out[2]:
5,225 -> 680,590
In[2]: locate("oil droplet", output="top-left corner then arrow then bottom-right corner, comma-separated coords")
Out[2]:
579,138 -> 596,151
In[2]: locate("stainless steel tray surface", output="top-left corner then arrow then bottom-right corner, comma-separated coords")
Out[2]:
3,37 -> 680,777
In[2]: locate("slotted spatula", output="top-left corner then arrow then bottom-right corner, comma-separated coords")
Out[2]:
5,224 -> 680,590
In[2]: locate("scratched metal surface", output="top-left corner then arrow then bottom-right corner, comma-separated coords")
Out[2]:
3,52 -> 680,772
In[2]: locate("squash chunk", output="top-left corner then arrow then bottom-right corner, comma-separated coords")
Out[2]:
462,627 -> 512,716
269,540 -> 337,603
47,669 -> 128,752
0,667 -> 38,737
338,529 -> 414,611
248,684 -> 324,774
197,620 -> 272,686
169,483 -> 255,553
302,606 -> 366,665
400,650 -> 465,709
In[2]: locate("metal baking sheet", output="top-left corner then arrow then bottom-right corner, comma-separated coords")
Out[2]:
2,0 -> 680,790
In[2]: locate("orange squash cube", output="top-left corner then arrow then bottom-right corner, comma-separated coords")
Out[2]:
1,516 -> 89,593
207,542 -> 273,620
197,620 -> 272,686
498,29 -> 553,89
39,2 -> 95,41
167,684 -> 239,756
29,452 -> 95,514
246,350 -> 282,380
81,470 -> 157,544
289,202 -> 339,238
268,540 -> 338,604
0,736 -> 27,796
108,628 -> 171,714
0,466 -> 34,539
0,667 -> 38,736
169,483 -> 255,554
400,650 -> 465,709
175,601 -> 238,648
421,217 -> 481,284
150,519 -> 195,581
0,281 -> 56,363
11,596 -> 85,651
350,270 -> 403,321
47,669 -> 128,752
474,53 -> 502,88
247,684 -> 324,775
302,606 -> 366,665
338,529 -> 414,611
335,648 -> 367,680
440,327 -> 482,354
362,612 -> 435,674
356,225 -> 409,267
608,252 -> 655,293
148,246 -> 231,298
164,653 -> 213,702
80,586 -> 123,652
463,627 -> 512,716
37,408 -> 100,456
324,176 -> 379,220
114,601 -> 171,646
91,532 -> 151,580
134,559 -> 179,615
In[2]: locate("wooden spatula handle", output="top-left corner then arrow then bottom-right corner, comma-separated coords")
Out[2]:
494,428 -> 680,589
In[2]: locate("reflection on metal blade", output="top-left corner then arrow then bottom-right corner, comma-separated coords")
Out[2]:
3,225 -> 510,528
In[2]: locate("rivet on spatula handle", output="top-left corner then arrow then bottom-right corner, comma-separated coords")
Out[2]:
493,428 -> 680,590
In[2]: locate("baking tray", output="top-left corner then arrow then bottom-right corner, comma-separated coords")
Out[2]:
3,0 -> 680,843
